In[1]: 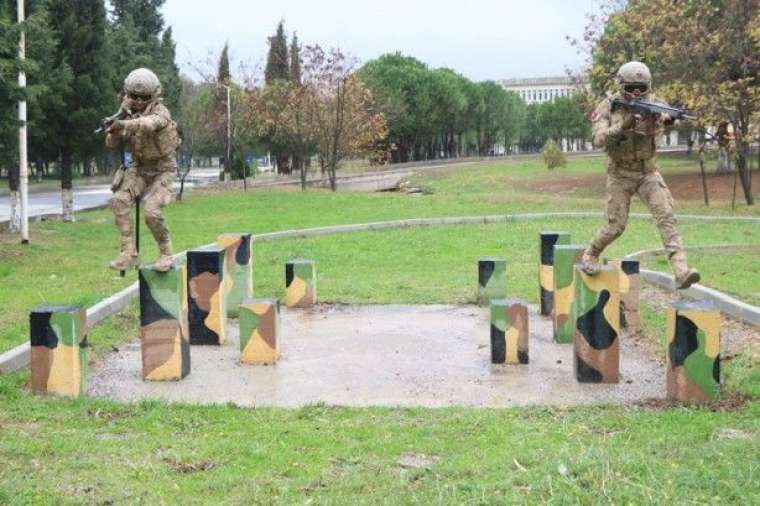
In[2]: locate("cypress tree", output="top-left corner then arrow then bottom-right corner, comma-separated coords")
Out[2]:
218,41 -> 230,84
264,21 -> 289,84
290,33 -> 301,85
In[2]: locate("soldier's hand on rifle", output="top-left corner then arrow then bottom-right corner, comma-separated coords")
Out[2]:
660,113 -> 674,125
107,119 -> 126,133
621,113 -> 639,130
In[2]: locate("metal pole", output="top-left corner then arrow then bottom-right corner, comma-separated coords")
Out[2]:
18,0 -> 29,244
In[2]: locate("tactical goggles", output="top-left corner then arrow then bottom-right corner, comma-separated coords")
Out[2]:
624,84 -> 648,94
127,92 -> 152,101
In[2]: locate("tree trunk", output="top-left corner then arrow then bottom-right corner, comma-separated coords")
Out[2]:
8,163 -> 20,233
736,141 -> 754,205
61,150 -> 75,222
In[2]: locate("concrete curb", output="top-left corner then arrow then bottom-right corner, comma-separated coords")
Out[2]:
2,212 -> 758,373
639,269 -> 760,326
626,243 -> 760,259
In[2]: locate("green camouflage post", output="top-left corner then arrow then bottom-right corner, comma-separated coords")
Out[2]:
239,298 -> 280,364
573,265 -> 621,383
30,305 -> 88,397
666,301 -> 720,402
286,259 -> 316,308
217,233 -> 253,318
187,246 -> 228,345
139,263 -> 190,381
552,244 -> 586,343
539,231 -> 571,316
478,257 -> 507,305
490,298 -> 529,364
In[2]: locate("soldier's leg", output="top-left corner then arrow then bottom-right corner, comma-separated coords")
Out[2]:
109,168 -> 144,270
582,173 -> 635,274
143,172 -> 175,272
638,172 -> 699,288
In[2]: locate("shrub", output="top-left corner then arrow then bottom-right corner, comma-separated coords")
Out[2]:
542,139 -> 566,170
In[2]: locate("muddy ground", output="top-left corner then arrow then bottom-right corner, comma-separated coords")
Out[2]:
524,168 -> 759,202
89,304 -> 665,408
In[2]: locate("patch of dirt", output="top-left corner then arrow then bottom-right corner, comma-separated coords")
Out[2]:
634,392 -> 749,412
714,427 -> 755,440
396,453 -> 440,469
162,457 -> 216,474
86,408 -> 133,421
526,169 -> 760,202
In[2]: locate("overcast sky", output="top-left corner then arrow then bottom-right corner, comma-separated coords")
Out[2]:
163,0 -> 600,82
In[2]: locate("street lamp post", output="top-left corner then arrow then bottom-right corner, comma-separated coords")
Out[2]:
18,0 -> 29,244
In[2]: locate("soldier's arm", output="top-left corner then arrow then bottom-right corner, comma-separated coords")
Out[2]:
119,106 -> 171,135
591,99 -> 624,148
105,130 -> 124,149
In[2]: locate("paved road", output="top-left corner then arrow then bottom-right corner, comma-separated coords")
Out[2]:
0,170 -> 219,224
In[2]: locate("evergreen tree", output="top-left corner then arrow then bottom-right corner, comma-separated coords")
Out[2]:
110,0 -> 165,39
107,0 -> 181,111
264,21 -> 289,84
47,0 -> 111,221
218,41 -> 230,84
157,27 -> 181,110
290,33 -> 301,85
217,43 -> 231,178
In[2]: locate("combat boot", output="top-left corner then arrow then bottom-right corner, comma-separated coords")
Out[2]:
109,250 -> 139,271
670,251 -> 700,289
153,240 -> 174,272
580,250 -> 601,275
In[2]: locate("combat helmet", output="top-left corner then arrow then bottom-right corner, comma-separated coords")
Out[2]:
616,61 -> 651,96
124,68 -> 162,99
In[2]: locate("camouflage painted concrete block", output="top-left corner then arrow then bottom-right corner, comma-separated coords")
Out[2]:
539,231 -> 570,316
217,233 -> 253,318
478,257 -> 507,305
187,246 -> 228,345
239,298 -> 280,365
286,259 -> 316,308
139,264 -> 190,381
606,259 -> 641,331
30,305 -> 88,397
552,244 -> 586,343
573,265 -> 621,383
666,301 -> 721,402
490,299 -> 529,364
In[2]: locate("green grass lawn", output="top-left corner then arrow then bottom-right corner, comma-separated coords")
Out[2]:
1,154 -> 758,504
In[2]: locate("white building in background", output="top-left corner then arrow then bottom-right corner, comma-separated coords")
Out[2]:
499,76 -> 586,104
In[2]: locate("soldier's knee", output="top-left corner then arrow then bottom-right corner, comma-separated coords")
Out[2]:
112,191 -> 133,213
607,222 -> 626,239
143,206 -> 163,225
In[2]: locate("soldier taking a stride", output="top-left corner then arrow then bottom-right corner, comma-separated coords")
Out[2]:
581,61 -> 700,289
106,68 -> 181,272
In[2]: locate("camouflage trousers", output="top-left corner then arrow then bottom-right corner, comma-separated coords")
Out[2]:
111,166 -> 175,253
588,170 -> 683,258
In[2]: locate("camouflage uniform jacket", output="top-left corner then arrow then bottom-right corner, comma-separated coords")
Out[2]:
106,99 -> 180,174
591,92 -> 668,173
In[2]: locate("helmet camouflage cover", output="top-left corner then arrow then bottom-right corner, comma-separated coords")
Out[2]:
124,68 -> 162,98
616,61 -> 652,87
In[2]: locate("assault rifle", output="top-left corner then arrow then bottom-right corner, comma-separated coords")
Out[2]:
611,97 -> 696,121
94,107 -> 129,134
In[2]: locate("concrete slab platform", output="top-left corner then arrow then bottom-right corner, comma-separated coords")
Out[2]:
88,304 -> 664,407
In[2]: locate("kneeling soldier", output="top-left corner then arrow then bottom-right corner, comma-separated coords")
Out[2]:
106,68 -> 180,272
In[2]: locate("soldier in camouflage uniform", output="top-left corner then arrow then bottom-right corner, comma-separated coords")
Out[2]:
581,61 -> 700,289
106,68 -> 181,272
